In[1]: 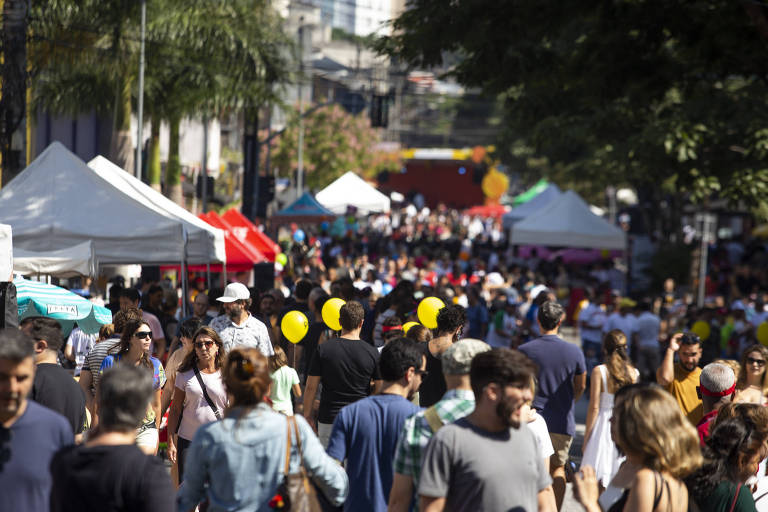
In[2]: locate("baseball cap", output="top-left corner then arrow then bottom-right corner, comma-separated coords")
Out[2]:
442,339 -> 491,375
216,283 -> 251,303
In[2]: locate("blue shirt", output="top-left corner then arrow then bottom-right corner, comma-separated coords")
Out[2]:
326,394 -> 421,512
0,401 -> 73,512
519,334 -> 586,436
178,404 -> 348,512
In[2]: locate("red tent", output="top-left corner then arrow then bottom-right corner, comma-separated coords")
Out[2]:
221,208 -> 280,261
196,212 -> 266,271
464,203 -> 509,219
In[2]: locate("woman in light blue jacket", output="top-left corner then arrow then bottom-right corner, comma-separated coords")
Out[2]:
178,348 -> 348,512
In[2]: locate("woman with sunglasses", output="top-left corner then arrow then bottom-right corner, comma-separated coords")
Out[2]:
167,326 -> 227,482
734,345 -> 768,405
98,319 -> 166,454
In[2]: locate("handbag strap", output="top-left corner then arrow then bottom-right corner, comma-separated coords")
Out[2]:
728,483 -> 742,512
193,366 -> 222,420
283,415 -> 293,476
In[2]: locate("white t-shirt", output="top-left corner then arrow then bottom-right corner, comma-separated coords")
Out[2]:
66,327 -> 97,376
527,412 -> 555,460
175,368 -> 228,441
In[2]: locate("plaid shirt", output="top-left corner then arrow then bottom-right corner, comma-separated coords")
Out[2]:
393,389 -> 475,485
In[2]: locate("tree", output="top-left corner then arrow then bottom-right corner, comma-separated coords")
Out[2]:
30,0 -> 142,172
270,104 -> 385,189
377,1 -> 768,212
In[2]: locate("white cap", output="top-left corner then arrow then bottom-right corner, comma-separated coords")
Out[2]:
216,283 -> 251,303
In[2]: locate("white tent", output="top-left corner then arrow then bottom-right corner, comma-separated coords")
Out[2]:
316,171 -> 391,214
0,224 -> 11,281
0,142 -> 217,265
14,241 -> 96,278
88,155 -> 225,264
510,190 -> 626,250
502,183 -> 561,229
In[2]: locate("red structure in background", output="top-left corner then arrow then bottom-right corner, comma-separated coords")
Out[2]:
464,203 -> 509,219
221,208 -> 280,262
380,159 -> 485,209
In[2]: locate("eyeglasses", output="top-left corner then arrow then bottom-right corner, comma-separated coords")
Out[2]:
747,357 -> 766,367
194,340 -> 216,349
134,331 -> 153,340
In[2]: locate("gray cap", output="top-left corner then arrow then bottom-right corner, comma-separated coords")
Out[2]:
442,339 -> 491,375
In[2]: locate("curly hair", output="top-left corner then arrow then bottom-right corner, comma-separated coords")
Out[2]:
686,413 -> 768,502
612,384 -> 702,478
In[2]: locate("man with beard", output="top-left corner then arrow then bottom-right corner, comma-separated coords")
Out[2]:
0,328 -> 73,511
326,337 -> 423,512
210,283 -> 273,356
657,332 -> 703,424
418,348 -> 556,512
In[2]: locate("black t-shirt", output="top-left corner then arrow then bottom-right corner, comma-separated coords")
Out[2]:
31,363 -> 86,434
50,443 -> 174,512
308,337 -> 381,424
419,344 -> 446,407
299,321 -> 326,381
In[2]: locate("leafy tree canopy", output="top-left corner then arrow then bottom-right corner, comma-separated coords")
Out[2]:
377,0 -> 768,208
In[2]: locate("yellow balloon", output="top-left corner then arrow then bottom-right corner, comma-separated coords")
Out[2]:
281,311 -> 309,344
403,321 -> 420,333
691,320 -> 711,342
322,298 -> 346,331
758,322 -> 768,346
417,297 -> 445,330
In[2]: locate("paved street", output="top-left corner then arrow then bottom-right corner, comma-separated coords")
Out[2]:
559,327 -> 587,512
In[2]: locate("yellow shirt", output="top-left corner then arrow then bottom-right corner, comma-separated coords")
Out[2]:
668,363 -> 703,425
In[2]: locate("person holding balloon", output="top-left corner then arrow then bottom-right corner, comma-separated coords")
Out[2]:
418,302 -> 466,407
303,301 -> 382,448
734,344 -> 768,405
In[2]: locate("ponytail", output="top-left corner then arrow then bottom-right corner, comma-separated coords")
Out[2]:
603,329 -> 633,389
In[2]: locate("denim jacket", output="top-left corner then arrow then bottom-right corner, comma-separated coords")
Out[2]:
177,403 -> 348,512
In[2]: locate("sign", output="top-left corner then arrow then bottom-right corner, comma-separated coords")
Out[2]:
47,304 -> 77,315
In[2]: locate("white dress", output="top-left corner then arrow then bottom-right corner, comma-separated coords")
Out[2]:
582,365 -> 635,487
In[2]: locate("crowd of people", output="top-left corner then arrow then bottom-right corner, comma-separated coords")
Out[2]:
2,200 -> 768,511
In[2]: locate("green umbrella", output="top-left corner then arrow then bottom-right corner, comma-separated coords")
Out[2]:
14,277 -> 112,335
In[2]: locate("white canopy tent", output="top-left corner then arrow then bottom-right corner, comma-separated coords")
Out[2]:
510,190 -> 626,250
316,171 -> 391,214
88,155 -> 225,264
14,241 -> 96,278
0,224 -> 11,281
0,142 -> 223,266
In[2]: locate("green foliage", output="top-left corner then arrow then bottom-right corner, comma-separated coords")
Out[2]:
377,0 -> 768,209
270,104 -> 383,189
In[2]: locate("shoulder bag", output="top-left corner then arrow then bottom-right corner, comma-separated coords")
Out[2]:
192,366 -> 222,420
271,415 -> 322,512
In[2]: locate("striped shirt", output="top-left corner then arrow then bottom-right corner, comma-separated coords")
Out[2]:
393,389 -> 475,486
80,336 -> 121,393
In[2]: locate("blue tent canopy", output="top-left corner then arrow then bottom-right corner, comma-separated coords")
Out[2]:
273,192 -> 336,223
502,184 -> 562,229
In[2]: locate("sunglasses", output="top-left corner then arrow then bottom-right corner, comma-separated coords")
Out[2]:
747,357 -> 766,367
416,369 -> 429,378
134,331 -> 153,340
194,340 -> 216,349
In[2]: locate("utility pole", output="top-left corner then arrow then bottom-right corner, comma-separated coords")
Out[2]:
241,107 -> 261,220
296,21 -> 305,197
201,116 -> 208,212
695,212 -> 717,307
135,0 -> 146,179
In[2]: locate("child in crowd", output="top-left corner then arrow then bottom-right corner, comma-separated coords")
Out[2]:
268,346 -> 301,415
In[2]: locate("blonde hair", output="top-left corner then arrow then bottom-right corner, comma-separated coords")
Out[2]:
737,345 -> 768,395
269,346 -> 288,373
613,385 -> 702,478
